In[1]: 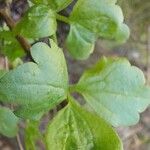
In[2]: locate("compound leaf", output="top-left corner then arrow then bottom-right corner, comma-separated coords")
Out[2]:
14,5 -> 57,39
0,40 -> 68,115
46,98 -> 122,150
73,57 -> 150,126
66,0 -> 130,59
0,107 -> 19,137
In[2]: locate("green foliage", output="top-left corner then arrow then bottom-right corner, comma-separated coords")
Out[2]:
66,0 -> 130,59
0,30 -> 25,60
0,40 -> 68,119
66,24 -> 96,59
0,0 -> 149,149
0,40 -> 68,104
10,0 -> 129,60
0,107 -> 19,137
14,5 -> 57,39
46,97 -> 123,150
71,57 -> 150,126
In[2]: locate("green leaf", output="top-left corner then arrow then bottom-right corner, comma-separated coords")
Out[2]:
67,24 -> 96,60
46,98 -> 122,150
0,31 -> 25,60
73,57 -> 150,126
25,121 -> 42,150
0,40 -> 68,113
13,5 -> 57,39
66,0 -> 130,59
0,107 -> 19,137
30,0 -> 72,12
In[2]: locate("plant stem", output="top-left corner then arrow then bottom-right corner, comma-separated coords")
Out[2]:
17,133 -> 24,150
0,8 -> 31,56
51,34 -> 58,44
56,14 -> 70,24
0,9 -> 15,29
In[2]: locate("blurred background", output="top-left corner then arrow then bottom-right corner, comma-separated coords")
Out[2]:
0,0 -> 150,149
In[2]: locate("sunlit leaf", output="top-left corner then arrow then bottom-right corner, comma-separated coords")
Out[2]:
46,98 -> 122,150
14,5 -> 57,39
0,40 -> 68,119
66,0 -> 130,59
73,57 -> 150,126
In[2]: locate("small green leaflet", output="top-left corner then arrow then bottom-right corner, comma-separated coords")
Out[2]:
0,30 -> 25,60
29,0 -> 72,12
46,98 -> 122,150
0,40 -> 68,119
72,57 -> 150,126
0,107 -> 19,137
66,0 -> 130,59
13,5 -> 57,39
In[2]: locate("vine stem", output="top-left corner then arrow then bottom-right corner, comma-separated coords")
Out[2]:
17,133 -> 24,150
0,8 -> 31,55
56,14 -> 70,24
